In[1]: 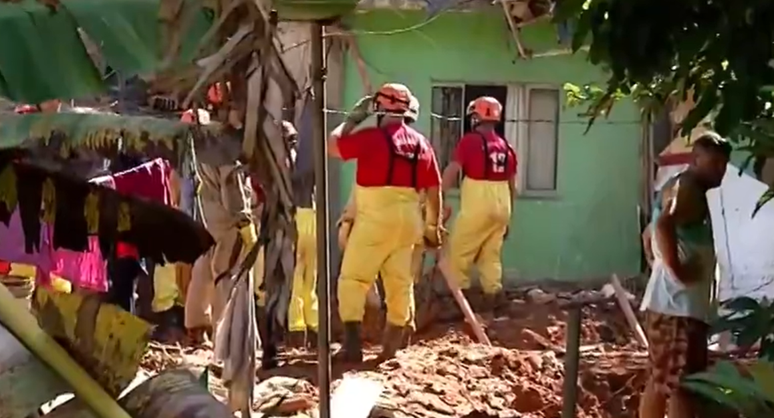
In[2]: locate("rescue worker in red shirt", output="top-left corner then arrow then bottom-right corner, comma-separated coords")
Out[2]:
441,96 -> 517,312
328,83 -> 443,363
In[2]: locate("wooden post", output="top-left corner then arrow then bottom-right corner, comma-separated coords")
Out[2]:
311,20 -> 332,418
561,306 -> 582,418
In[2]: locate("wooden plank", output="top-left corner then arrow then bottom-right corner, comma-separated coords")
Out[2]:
437,254 -> 492,346
610,274 -> 649,348
0,323 -> 72,418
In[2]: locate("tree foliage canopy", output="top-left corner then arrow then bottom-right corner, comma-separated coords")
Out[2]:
556,0 -> 774,158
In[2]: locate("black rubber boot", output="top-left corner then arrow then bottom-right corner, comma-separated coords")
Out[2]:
492,291 -> 509,316
400,326 -> 414,349
307,329 -> 318,351
334,322 -> 363,363
377,324 -> 406,361
286,331 -> 306,349
256,306 -> 278,369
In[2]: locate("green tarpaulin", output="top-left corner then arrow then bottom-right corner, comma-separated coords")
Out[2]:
0,0 -> 212,104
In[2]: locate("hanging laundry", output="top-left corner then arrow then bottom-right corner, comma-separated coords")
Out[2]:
0,209 -> 54,284
0,208 -> 109,292
50,236 -> 109,293
112,158 -> 173,205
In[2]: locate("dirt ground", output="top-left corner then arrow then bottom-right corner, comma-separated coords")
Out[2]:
141,285 -> 652,418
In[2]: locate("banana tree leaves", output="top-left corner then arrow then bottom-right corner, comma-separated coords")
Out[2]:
0,0 -> 212,104
683,360 -> 774,417
0,112 -> 236,169
0,157 -> 215,264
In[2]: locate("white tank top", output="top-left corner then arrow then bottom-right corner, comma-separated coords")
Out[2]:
640,231 -> 717,323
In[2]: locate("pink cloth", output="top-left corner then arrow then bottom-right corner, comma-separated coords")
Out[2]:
50,237 -> 108,292
0,209 -> 108,292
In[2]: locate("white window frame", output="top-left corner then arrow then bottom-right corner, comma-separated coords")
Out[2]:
513,83 -> 560,197
429,82 -> 560,198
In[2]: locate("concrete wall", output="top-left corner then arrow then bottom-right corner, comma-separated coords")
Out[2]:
338,10 -> 643,283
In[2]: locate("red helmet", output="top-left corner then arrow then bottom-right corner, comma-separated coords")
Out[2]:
14,104 -> 38,114
467,96 -> 503,122
180,109 -> 211,125
374,83 -> 413,114
207,83 -> 225,106
405,95 -> 420,122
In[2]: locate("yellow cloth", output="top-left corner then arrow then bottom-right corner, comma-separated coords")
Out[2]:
152,263 -> 180,313
50,275 -> 72,294
288,208 -> 319,332
7,264 -> 71,294
254,245 -> 266,306
239,224 -> 258,247
9,263 -> 35,278
338,186 -> 422,327
447,178 -> 511,294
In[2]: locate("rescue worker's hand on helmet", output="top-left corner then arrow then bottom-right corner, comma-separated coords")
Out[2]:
346,95 -> 374,125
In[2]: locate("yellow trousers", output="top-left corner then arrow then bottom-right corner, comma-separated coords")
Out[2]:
288,208 -> 318,332
184,226 -> 258,329
405,239 -> 425,331
447,178 -> 511,294
152,263 -> 181,313
338,186 -> 422,327
253,246 -> 266,307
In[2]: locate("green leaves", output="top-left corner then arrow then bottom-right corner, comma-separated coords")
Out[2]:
0,0 -> 212,103
683,360 -> 774,418
712,297 -> 774,361
558,0 -> 774,217
753,188 -> 774,218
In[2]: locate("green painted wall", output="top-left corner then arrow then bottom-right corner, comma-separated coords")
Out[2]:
338,10 -> 643,283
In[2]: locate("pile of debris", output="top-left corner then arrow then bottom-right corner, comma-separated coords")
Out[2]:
354,333 -> 644,418
138,284 -> 651,418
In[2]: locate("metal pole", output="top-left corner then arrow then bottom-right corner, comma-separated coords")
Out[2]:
561,306 -> 582,418
311,21 -> 332,418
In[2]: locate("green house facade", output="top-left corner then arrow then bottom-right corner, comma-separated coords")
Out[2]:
330,6 -> 644,284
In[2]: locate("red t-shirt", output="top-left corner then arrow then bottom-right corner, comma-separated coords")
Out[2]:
337,124 -> 441,189
454,131 -> 517,181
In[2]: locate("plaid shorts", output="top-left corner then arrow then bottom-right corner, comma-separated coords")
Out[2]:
644,310 -> 709,395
